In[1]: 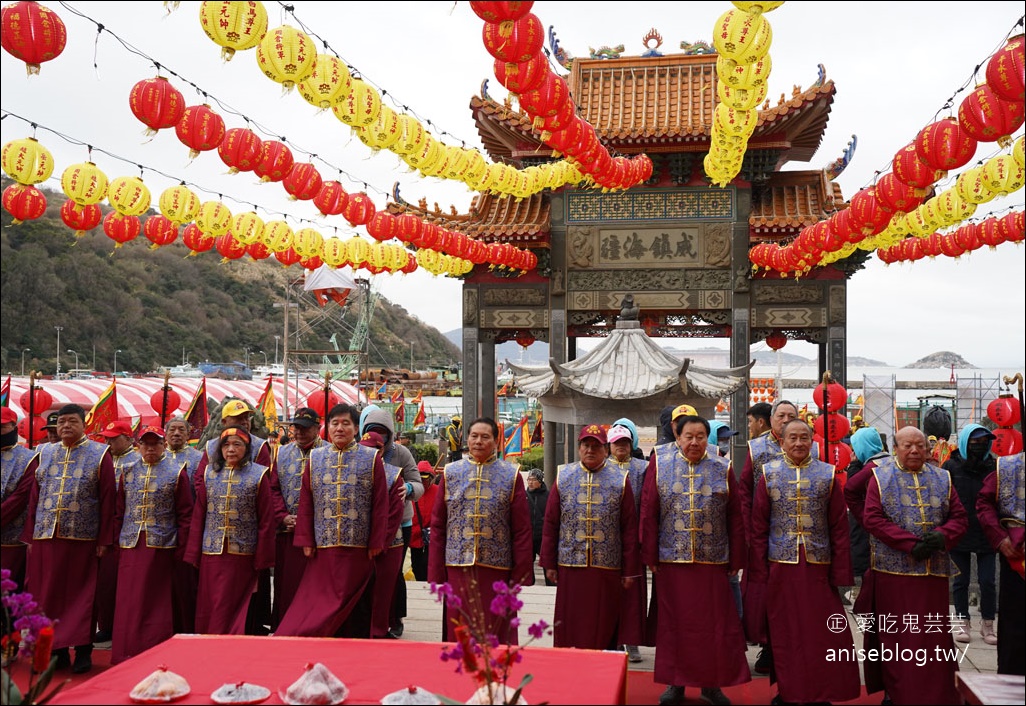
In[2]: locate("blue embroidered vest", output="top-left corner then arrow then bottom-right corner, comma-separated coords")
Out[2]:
555,460 -> 628,569
119,455 -> 186,549
1,445 -> 35,546
309,443 -> 379,548
612,456 -> 647,517
870,457 -> 954,577
749,433 -> 819,482
654,444 -> 732,564
996,453 -> 1025,525
205,435 -> 266,471
34,439 -> 108,541
201,461 -> 268,555
275,440 -> 323,515
443,456 -> 518,569
112,449 -> 142,482
385,461 -> 405,548
167,446 -> 203,494
763,457 -> 836,564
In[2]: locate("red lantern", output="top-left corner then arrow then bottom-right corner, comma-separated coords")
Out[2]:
493,52 -> 548,94
992,427 -> 1024,456
367,211 -> 398,242
823,442 -> 854,472
17,415 -> 47,445
150,388 -> 183,417
1,1 -> 67,75
892,143 -> 939,189
282,162 -> 323,200
988,395 -> 1022,426
921,232 -> 944,258
514,330 -> 535,347
481,13 -> 544,64
416,223 -> 440,250
395,214 -> 422,243
958,84 -> 1025,143
305,389 -> 341,418
143,214 -> 178,249
215,233 -> 245,260
103,212 -> 141,247
60,199 -> 101,235
129,76 -> 186,134
342,192 -> 376,226
314,181 -> 348,216
875,172 -> 924,214
19,386 -> 53,413
274,247 -> 301,267
765,330 -> 787,351
914,118 -> 978,173
253,140 -> 295,182
985,34 -> 1025,102
175,104 -> 226,160
2,183 -> 46,224
978,218 -> 1005,249
999,211 -> 1024,244
953,222 -> 982,252
813,381 -> 848,412
218,127 -> 263,174
814,413 -> 850,443
300,255 -> 323,270
469,2 -> 534,24
246,240 -> 271,260
938,232 -> 966,258
518,73 -> 571,120
182,222 -> 215,255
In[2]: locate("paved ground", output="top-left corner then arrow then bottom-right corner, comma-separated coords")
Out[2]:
402,564 -> 1000,677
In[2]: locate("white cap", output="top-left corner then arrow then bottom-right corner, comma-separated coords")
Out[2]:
607,425 -> 633,444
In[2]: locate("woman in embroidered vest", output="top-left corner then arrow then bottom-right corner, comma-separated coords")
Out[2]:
184,427 -> 277,635
111,426 -> 192,663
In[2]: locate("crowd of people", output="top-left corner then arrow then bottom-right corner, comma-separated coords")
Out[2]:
1,399 -> 1023,706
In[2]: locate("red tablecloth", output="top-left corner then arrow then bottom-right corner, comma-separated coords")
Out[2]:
51,635 -> 627,705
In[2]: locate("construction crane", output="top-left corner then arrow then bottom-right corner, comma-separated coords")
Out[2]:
323,278 -> 377,378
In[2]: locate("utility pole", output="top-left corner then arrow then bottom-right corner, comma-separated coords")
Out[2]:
55,327 -> 63,378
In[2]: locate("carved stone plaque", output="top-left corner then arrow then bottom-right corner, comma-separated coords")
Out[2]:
463,289 -> 478,326
596,227 -> 702,267
752,307 -> 827,328
753,283 -> 823,304
482,287 -> 547,307
479,309 -> 549,329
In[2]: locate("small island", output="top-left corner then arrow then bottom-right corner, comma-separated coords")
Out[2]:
904,351 -> 976,369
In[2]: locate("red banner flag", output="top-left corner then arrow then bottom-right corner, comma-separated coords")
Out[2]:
256,377 -> 278,433
414,398 -> 426,427
530,416 -> 543,447
84,379 -> 119,439
185,378 -> 209,442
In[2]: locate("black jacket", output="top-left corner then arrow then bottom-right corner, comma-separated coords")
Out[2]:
526,481 -> 549,549
943,450 -> 997,554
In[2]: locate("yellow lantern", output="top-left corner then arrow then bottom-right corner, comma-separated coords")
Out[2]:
980,154 -> 1025,197
331,78 -> 381,128
347,237 -> 370,266
955,167 -> 995,205
199,1 -> 267,61
230,211 -> 264,244
404,135 -> 441,171
1014,135 -> 1025,170
441,147 -> 472,181
731,1 -> 784,14
462,150 -> 488,188
934,189 -> 976,226
712,9 -> 773,65
2,137 -> 54,185
396,117 -> 427,156
321,237 -> 349,267
419,143 -> 454,178
292,228 -> 324,258
261,220 -> 294,252
299,54 -> 353,110
717,54 -> 771,91
356,106 -> 401,151
61,162 -> 109,207
365,242 -> 386,269
717,81 -> 768,111
256,26 -> 315,91
195,200 -> 232,236
159,184 -> 201,225
490,164 -> 517,194
713,104 -> 758,138
108,176 -> 151,216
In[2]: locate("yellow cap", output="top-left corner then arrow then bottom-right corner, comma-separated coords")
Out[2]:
671,404 -> 698,421
220,399 -> 253,421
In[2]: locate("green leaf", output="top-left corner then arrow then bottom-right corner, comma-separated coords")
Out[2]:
2,668 -> 26,706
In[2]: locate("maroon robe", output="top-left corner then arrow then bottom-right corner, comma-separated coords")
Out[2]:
862,472 -> 968,705
274,448 -> 389,637
539,478 -> 640,650
739,441 -> 771,643
751,469 -> 861,703
111,465 -> 192,663
640,453 -> 750,689
19,446 -> 117,650
427,471 -> 534,644
369,468 -> 409,638
184,465 -> 277,635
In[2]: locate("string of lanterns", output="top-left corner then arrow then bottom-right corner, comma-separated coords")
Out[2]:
750,33 -> 1024,277
876,211 -> 1024,264
705,1 -> 782,187
472,1 -> 653,191
192,0 -> 585,199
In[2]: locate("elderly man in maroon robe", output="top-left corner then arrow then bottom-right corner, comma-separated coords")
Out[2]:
111,426 -> 192,664
184,427 -> 278,635
1,407 -> 35,590
10,404 -> 116,674
640,413 -> 749,706
540,424 -> 640,651
268,407 -> 324,630
862,426 -> 968,705
976,451 -> 1025,675
750,420 -> 861,704
275,403 -> 390,637
428,417 -> 534,644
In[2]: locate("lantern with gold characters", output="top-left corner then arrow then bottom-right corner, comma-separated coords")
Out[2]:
103,211 -> 141,248
256,25 -> 316,92
108,176 -> 151,217
182,222 -> 215,255
60,199 -> 101,236
218,127 -> 263,174
230,211 -> 264,245
61,161 -> 109,208
195,200 -> 232,237
175,104 -> 226,160
299,53 -> 352,110
143,215 -> 178,249
2,137 -> 54,185
1,0 -> 67,74
129,76 -> 186,135
159,184 -> 201,225
2,183 -> 46,224
199,0 -> 267,61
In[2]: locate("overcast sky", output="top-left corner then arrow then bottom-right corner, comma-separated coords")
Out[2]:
2,1 -> 1023,368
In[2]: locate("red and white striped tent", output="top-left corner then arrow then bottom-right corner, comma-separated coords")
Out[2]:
5,376 -> 363,427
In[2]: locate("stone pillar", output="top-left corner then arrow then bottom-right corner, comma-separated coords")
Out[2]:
730,188 -> 752,466
462,287 -> 479,426
547,193 -> 568,477
481,339 -> 496,420
828,283 -> 847,389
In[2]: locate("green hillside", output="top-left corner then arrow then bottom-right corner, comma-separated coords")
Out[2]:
0,180 -> 461,376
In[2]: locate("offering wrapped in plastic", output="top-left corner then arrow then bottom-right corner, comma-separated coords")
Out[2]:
211,681 -> 272,704
380,685 -> 442,705
128,666 -> 191,703
279,662 -> 350,705
465,683 -> 527,705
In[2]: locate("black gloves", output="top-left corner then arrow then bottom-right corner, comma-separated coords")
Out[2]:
910,541 -> 933,560
910,531 -> 946,560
